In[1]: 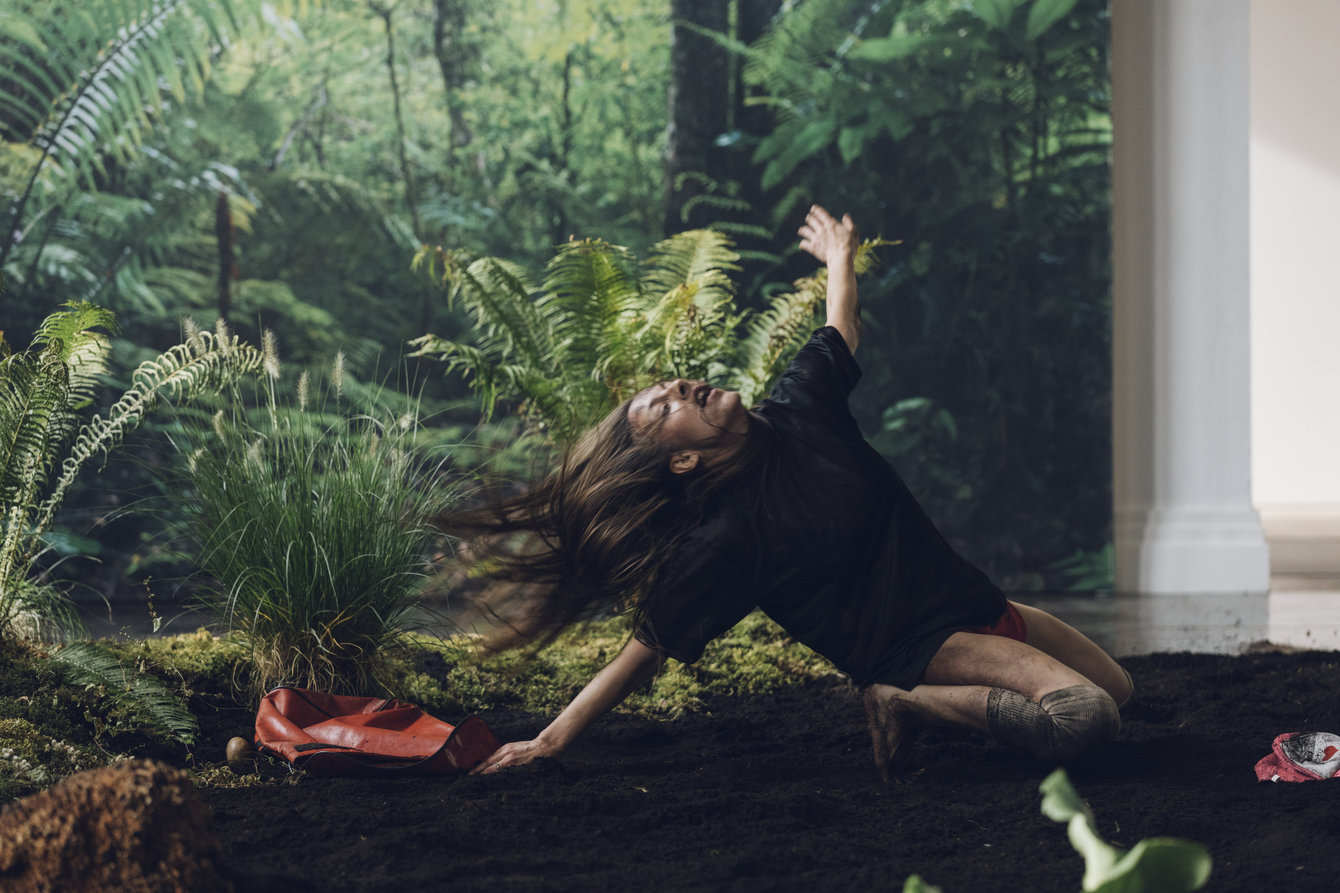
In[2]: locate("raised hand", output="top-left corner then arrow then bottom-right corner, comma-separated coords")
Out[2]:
798,204 -> 858,267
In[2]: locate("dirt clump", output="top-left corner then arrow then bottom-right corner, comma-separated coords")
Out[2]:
0,758 -> 229,893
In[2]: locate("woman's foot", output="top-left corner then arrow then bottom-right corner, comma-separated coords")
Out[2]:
861,685 -> 920,782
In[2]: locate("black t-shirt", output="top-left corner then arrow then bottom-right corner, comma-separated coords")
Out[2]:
634,326 -> 1007,690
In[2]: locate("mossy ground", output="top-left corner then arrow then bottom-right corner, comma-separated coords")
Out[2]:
0,610 -> 835,802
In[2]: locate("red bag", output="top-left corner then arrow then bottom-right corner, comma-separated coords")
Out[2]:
255,687 -> 499,777
1254,731 -> 1340,782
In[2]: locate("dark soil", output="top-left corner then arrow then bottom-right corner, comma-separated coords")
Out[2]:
204,651 -> 1340,892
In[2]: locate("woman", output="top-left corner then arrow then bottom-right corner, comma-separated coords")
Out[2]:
460,205 -> 1132,779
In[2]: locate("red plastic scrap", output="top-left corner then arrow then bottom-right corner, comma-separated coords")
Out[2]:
1255,731 -> 1340,782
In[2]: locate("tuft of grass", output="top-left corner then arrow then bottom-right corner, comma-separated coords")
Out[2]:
171,362 -> 461,699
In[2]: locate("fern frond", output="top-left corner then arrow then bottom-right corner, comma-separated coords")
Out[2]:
30,326 -> 265,539
735,278 -> 826,404
0,347 -> 72,599
50,642 -> 199,747
31,301 -> 117,409
643,229 -> 741,306
0,0 -> 271,273
542,238 -> 642,420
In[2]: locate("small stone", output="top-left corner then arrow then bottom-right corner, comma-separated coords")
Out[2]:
225,736 -> 256,769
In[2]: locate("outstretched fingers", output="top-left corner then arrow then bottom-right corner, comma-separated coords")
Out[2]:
798,204 -> 857,265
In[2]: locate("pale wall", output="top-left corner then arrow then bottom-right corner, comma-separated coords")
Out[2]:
1250,0 -> 1340,573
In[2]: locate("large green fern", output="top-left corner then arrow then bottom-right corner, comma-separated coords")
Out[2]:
0,303 -> 264,638
0,303 -> 117,612
2,1 -> 244,269
411,229 -> 885,446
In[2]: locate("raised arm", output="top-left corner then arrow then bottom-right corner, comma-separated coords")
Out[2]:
797,204 -> 861,355
471,636 -> 665,774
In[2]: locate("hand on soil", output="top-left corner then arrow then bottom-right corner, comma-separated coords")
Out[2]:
471,738 -> 554,775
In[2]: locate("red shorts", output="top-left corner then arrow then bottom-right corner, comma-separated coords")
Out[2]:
965,601 -> 1028,643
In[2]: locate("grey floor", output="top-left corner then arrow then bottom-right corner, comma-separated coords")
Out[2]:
1026,574 -> 1340,658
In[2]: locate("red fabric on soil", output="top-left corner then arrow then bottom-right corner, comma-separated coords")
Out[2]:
254,687 -> 498,776
206,651 -> 1340,892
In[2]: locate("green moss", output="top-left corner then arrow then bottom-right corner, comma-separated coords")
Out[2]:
387,610 -> 837,721
102,628 -> 251,692
0,717 -> 105,801
0,639 -> 102,747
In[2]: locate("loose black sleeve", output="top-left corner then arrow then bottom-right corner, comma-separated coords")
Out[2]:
765,326 -> 863,427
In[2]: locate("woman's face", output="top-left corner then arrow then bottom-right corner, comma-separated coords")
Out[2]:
627,379 -> 749,471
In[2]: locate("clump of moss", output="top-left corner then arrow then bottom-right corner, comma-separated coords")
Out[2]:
0,638 -> 101,746
386,610 -> 837,721
0,717 -> 106,801
103,628 -> 251,694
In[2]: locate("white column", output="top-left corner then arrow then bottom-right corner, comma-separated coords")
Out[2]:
1110,0 -> 1270,594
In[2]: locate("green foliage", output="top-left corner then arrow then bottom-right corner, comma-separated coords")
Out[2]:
1040,769 -> 1212,892
734,0 -> 1114,586
411,229 -> 885,446
1048,544 -> 1115,592
48,641 -> 199,749
172,361 -> 462,697
108,627 -> 251,689
0,303 -> 264,638
0,0 -> 275,274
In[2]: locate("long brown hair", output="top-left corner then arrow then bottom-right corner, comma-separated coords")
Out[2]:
437,399 -> 767,650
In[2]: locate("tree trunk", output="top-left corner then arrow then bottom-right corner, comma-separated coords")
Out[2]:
432,0 -> 475,151
373,3 -> 423,242
215,191 -> 236,323
663,0 -> 731,234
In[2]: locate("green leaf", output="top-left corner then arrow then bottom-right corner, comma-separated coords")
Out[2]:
51,642 -> 199,747
973,0 -> 1023,31
903,875 -> 942,893
849,33 -> 930,62
838,126 -> 866,165
1039,766 -> 1092,822
1026,0 -> 1082,40
0,12 -> 47,52
759,117 -> 837,190
1041,770 -> 1212,893
1099,838 -> 1212,893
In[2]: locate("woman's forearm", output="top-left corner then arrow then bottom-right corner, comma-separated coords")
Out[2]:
798,204 -> 862,354
535,637 -> 664,753
826,253 -> 861,355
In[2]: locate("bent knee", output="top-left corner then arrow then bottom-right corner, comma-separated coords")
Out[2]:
987,684 -> 1120,761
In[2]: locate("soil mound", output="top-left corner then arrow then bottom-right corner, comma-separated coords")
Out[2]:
0,759 -> 228,892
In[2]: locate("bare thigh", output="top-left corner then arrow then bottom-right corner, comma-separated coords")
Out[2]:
1010,600 -> 1132,704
